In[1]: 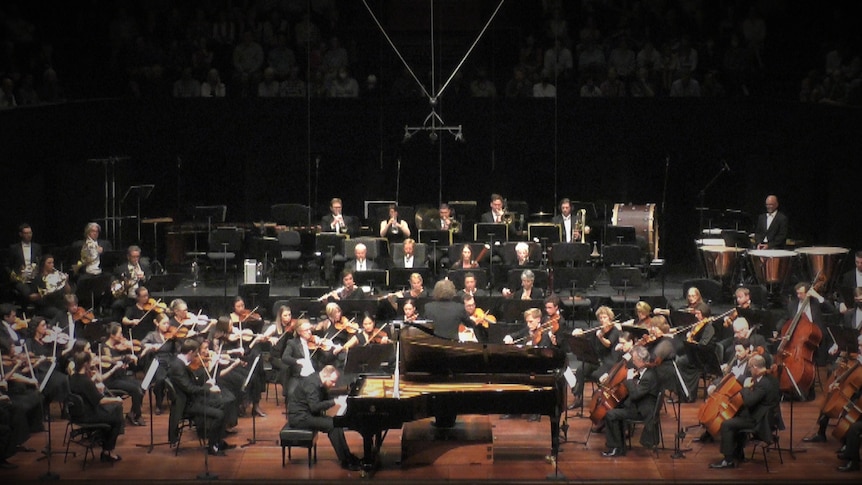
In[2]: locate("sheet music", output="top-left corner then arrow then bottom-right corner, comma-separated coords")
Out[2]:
334,395 -> 348,416
563,367 -> 577,388
141,358 -> 160,391
39,359 -> 57,393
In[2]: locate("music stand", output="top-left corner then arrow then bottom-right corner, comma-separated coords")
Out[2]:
501,299 -> 542,323
603,245 -> 642,266
335,300 -> 379,320
36,358 -> 61,479
528,224 -> 561,244
446,268 -> 488,290
552,243 -> 591,266
271,203 -> 311,226
562,334 -> 600,426
287,298 -> 326,320
668,310 -> 699,329
135,359 -> 171,453
191,205 -> 227,261
238,283 -> 270,310
605,226 -> 637,246
344,344 -> 394,375
123,184 -> 155,242
388,268 -> 431,291
609,266 -> 643,319
298,286 -> 330,300
353,270 -> 388,294
417,229 -> 452,246
474,223 -> 508,242
827,325 -> 859,353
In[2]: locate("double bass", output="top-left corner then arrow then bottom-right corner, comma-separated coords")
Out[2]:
774,278 -> 825,395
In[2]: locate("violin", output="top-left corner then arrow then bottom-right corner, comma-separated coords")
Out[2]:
470,309 -> 497,328
333,317 -> 359,334
308,335 -> 334,352
532,314 -> 560,346
142,298 -> 167,313
114,339 -> 142,353
72,307 -> 97,325
363,322 -> 390,346
42,327 -> 71,345
164,325 -> 190,340
234,307 -> 262,323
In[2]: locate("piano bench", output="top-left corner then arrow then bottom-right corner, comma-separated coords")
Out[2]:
280,425 -> 318,468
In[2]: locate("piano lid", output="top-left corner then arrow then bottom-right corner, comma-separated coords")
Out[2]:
400,326 -> 565,377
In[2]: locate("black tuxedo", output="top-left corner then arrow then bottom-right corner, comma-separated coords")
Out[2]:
841,269 -> 861,292
604,366 -> 660,449
287,373 -> 352,464
321,214 -> 358,237
167,356 -> 225,448
719,373 -> 780,459
551,214 -> 575,243
344,259 -> 378,272
281,338 -> 331,396
6,242 -> 42,273
753,211 -> 788,249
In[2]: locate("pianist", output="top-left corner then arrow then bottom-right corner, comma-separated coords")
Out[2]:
287,365 -> 361,471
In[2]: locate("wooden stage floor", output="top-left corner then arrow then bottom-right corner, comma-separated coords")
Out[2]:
3,372 -> 858,484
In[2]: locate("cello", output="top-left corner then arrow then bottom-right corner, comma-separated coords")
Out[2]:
820,357 -> 862,419
588,358 -> 630,425
774,277 -> 825,396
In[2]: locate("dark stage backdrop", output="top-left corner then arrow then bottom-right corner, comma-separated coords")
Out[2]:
1,98 -> 859,273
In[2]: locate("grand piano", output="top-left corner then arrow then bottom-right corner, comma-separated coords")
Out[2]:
333,324 -> 567,475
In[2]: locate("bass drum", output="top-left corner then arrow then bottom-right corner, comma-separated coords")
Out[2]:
612,203 -> 659,259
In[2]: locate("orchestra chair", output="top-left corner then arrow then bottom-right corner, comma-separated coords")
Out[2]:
276,229 -> 303,279
608,266 -> 644,319
164,378 -> 202,455
204,226 -> 244,282
682,278 -> 722,305
390,242 -> 428,269
738,404 -> 784,472
553,267 -> 597,327
63,393 -> 111,470
262,351 -> 283,406
625,389 -> 666,454
280,424 -> 318,468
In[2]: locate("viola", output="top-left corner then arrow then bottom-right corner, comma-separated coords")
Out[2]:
72,307 -> 97,325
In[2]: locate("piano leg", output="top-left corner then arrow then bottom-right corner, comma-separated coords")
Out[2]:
358,429 -> 387,477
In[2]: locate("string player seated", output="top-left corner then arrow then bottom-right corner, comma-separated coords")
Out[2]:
601,345 -> 660,457
708,354 -> 780,469
567,306 -> 621,410
502,269 -> 545,300
102,322 -> 146,426
501,308 -> 557,421
68,351 -> 124,462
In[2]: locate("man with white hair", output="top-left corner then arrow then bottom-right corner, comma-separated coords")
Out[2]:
345,243 -> 377,272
